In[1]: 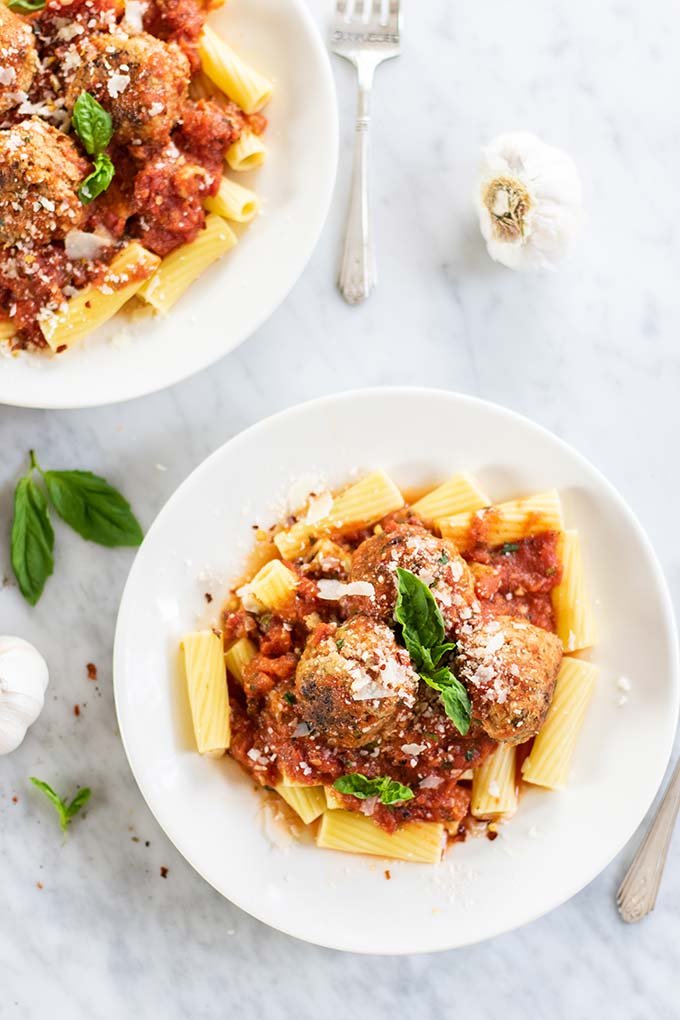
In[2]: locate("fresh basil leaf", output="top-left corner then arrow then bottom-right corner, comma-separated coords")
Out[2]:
66,787 -> 91,819
78,152 -> 115,204
11,475 -> 54,605
8,0 -> 45,10
378,779 -> 414,805
439,679 -> 471,736
43,469 -> 142,547
71,91 -> 113,156
395,567 -> 447,657
393,568 -> 471,735
333,773 -> 414,805
30,778 -> 69,832
333,773 -> 378,799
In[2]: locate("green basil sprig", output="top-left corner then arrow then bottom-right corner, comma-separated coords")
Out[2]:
78,153 -> 115,205
394,567 -> 471,735
8,0 -> 45,9
334,773 -> 413,806
30,778 -> 91,834
11,450 -> 143,605
71,92 -> 115,204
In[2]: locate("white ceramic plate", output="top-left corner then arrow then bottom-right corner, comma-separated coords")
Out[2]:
0,0 -> 337,409
114,389 -> 679,953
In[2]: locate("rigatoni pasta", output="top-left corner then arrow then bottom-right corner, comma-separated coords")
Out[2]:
226,129 -> 268,172
199,25 -> 274,114
138,216 -> 237,314
181,630 -> 230,756
39,244 -> 160,352
522,657 -> 598,789
205,176 -> 260,223
412,473 -> 490,521
181,471 -> 598,864
437,489 -> 564,549
552,530 -> 597,652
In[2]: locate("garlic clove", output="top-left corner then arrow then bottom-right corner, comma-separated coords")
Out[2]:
0,636 -> 49,755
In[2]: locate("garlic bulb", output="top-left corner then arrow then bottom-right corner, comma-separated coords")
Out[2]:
475,132 -> 583,270
0,636 -> 49,754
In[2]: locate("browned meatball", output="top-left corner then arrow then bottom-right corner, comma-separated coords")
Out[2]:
295,617 -> 419,749
456,616 -> 562,744
0,4 -> 38,115
0,118 -> 88,247
65,33 -> 190,146
349,524 -> 478,633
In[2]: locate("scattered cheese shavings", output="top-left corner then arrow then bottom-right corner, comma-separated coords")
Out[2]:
124,0 -> 146,32
107,74 -> 131,98
316,579 -> 375,601
304,490 -> 333,525
65,230 -> 109,260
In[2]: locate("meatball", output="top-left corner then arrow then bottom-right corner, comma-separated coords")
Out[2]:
456,616 -> 563,744
65,33 -> 190,147
0,4 -> 38,115
295,617 -> 419,749
349,524 -> 478,633
0,118 -> 88,247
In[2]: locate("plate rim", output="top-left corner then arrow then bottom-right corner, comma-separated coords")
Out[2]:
0,0 -> 339,410
113,386 -> 680,953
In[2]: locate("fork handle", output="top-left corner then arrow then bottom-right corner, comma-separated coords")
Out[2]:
338,81 -> 376,305
617,757 -> 680,922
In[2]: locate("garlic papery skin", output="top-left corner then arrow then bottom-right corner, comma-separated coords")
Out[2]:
0,636 -> 49,755
475,132 -> 583,271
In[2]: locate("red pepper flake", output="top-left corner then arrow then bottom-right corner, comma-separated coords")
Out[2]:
160,866 -> 169,878
12,795 -> 18,804
204,592 -> 213,603
56,344 -> 67,353
86,663 -> 97,681
37,882 -> 43,890
487,829 -> 499,841
74,704 -> 81,717
384,869 -> 391,880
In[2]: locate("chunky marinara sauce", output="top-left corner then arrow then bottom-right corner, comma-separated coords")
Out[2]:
223,515 -> 563,835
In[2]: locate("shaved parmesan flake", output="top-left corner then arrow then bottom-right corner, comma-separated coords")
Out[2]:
124,0 -> 147,32
65,230 -> 110,260
316,580 -> 375,601
107,74 -> 130,98
0,67 -> 16,86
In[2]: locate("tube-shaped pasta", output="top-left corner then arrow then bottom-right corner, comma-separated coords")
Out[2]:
205,176 -> 260,223
552,531 -> 597,652
324,786 -> 343,810
224,636 -> 257,684
274,471 -> 404,559
38,243 -> 160,352
0,319 -> 15,343
522,657 -> 598,789
411,473 -> 490,522
317,811 -> 444,864
276,784 -> 326,824
199,25 -> 273,113
138,215 -> 236,314
226,129 -> 268,172
246,559 -> 298,610
437,489 -> 564,550
471,743 -> 518,819
181,630 -> 230,756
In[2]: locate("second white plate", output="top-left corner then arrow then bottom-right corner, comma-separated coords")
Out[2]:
0,0 -> 338,409
114,389 -> 679,953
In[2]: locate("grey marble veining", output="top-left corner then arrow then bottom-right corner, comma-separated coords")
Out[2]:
2,1 -> 680,1016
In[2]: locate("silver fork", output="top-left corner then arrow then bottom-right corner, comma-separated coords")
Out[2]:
616,757 -> 680,922
331,0 -> 402,305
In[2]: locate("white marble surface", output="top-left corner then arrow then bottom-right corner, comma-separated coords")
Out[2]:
2,0 -> 680,1015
